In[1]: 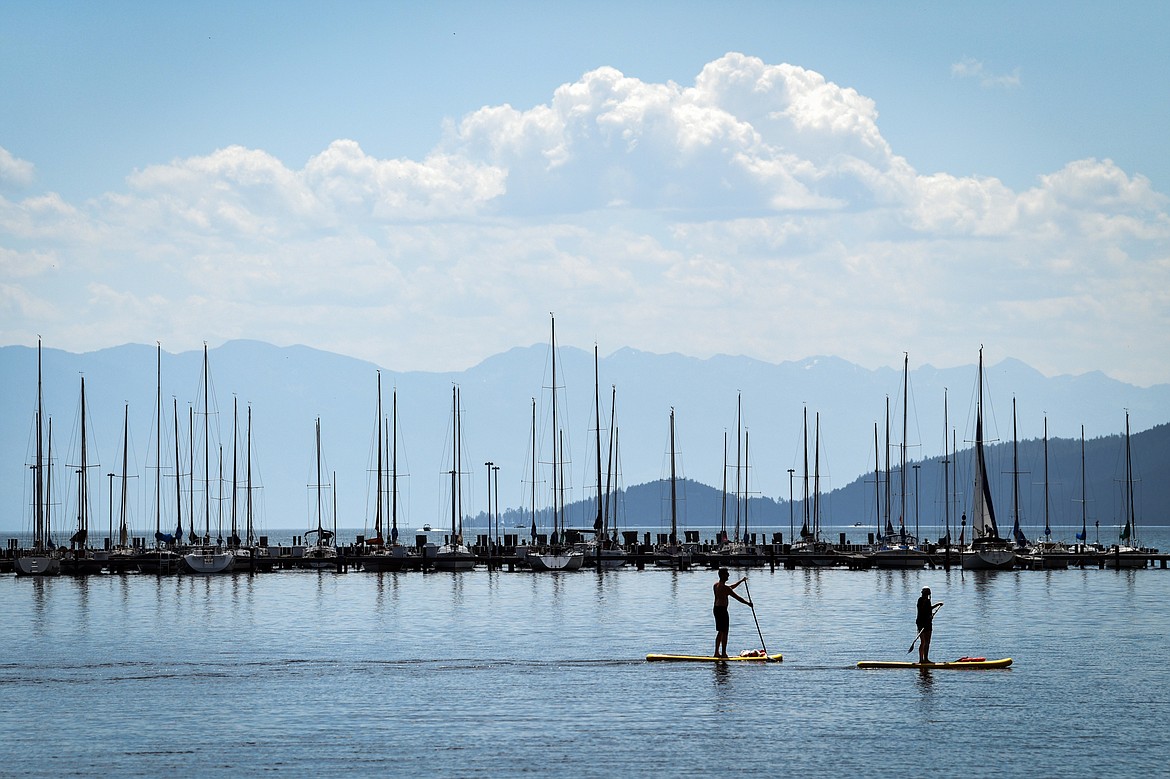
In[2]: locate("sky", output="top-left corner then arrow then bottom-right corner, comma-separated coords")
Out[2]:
2,1 -> 1169,387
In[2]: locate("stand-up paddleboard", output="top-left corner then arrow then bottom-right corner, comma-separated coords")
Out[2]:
646,652 -> 783,663
856,657 -> 1012,670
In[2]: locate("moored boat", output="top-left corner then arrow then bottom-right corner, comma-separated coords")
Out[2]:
961,348 -> 1016,572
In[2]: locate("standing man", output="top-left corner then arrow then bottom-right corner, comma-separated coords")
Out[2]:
713,568 -> 752,658
916,587 -> 943,664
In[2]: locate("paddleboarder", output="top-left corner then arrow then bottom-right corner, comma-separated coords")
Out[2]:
916,587 -> 943,664
713,568 -> 752,658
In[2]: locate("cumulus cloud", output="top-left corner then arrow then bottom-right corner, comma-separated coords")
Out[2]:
0,147 -> 36,189
951,57 -> 1022,89
1,53 -> 1167,385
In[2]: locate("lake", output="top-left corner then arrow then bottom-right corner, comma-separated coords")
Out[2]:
2,526 -> 1167,777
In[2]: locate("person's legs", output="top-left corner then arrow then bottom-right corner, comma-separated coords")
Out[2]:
919,627 -> 932,663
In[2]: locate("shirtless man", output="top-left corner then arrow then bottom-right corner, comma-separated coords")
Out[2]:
713,568 -> 752,658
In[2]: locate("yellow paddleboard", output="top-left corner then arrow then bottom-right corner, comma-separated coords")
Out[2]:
646,653 -> 783,662
856,657 -> 1012,670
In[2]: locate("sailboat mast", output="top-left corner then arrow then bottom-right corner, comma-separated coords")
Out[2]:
604,385 -> 616,535
802,406 -> 809,534
203,344 -> 210,541
450,386 -> 457,540
594,345 -> 603,533
1043,416 -> 1050,539
119,403 -> 129,548
79,377 -> 88,540
315,417 -> 324,535
173,399 -> 182,542
743,428 -> 750,544
814,412 -> 821,537
721,431 -> 728,539
231,399 -> 238,543
943,389 -> 950,542
669,407 -> 677,546
246,404 -> 253,545
155,343 -> 162,540
901,353 -> 908,533
1125,411 -> 1135,541
530,397 -> 537,541
735,394 -> 742,541
391,389 -> 398,543
551,315 -> 558,541
1079,425 -> 1087,542
873,423 -> 880,539
35,340 -> 44,549
375,371 -> 383,540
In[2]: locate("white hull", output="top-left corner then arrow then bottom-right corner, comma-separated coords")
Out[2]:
527,551 -> 585,572
1102,546 -> 1147,569
14,555 -> 61,576
961,543 -> 1016,571
433,545 -> 476,571
183,549 -> 236,574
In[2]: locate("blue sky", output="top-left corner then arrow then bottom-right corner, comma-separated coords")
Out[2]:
2,1 -> 1169,384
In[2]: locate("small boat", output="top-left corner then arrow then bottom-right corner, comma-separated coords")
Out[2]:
652,407 -> 691,569
857,657 -> 1012,670
301,417 -> 338,570
647,652 -> 783,663
15,340 -> 62,577
182,345 -> 235,575
961,348 -> 1016,571
432,385 -> 475,572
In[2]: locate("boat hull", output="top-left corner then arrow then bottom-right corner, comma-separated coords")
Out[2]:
526,551 -> 585,572
857,658 -> 1012,670
183,550 -> 235,574
14,555 -> 61,577
961,544 -> 1016,571
647,653 -> 783,663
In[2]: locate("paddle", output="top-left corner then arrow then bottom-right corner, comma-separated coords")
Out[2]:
742,578 -> 770,659
908,602 -> 944,654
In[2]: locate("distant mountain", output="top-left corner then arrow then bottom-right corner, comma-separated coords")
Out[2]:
2,340 -> 1167,536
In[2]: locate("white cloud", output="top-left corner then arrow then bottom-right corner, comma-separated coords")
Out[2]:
0,147 -> 36,189
1,53 -> 1167,385
951,57 -> 1022,89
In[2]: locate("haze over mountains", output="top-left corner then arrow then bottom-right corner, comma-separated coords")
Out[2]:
2,340 -> 1167,536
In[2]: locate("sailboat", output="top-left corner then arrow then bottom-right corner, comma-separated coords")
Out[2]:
61,376 -> 105,576
1020,416 -> 1070,569
790,408 -> 837,566
301,417 -> 339,570
15,339 -> 62,577
1103,411 -> 1148,569
653,407 -> 691,569
525,316 -> 584,572
138,344 -> 181,575
573,346 -> 625,569
434,385 -> 477,571
363,376 -> 417,572
106,402 -> 139,574
711,395 -> 764,567
868,354 -> 929,568
961,347 -> 1016,571
183,344 -> 235,574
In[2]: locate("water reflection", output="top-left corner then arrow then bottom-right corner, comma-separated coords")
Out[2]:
915,668 -> 935,693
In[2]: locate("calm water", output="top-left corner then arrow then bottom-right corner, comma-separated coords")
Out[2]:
2,529 -> 1168,777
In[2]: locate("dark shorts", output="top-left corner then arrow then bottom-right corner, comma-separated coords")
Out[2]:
714,605 -> 730,632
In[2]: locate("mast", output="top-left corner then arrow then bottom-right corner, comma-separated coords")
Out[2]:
873,423 -> 880,541
669,407 -> 677,547
884,396 -> 891,534
529,397 -> 537,543
78,377 -> 89,544
188,406 -> 195,542
720,431 -> 728,541
246,404 -> 253,545
1011,397 -> 1022,546
1043,416 -> 1051,540
375,371 -> 383,541
231,399 -> 239,545
1122,411 -> 1135,543
154,343 -> 162,543
550,315 -> 558,544
46,419 -> 54,549
735,394 -> 742,543
604,385 -> 616,537
973,346 -> 999,540
1077,425 -> 1087,543
743,428 -> 750,544
450,386 -> 457,542
593,345 -> 603,534
391,389 -> 399,544
34,340 -> 44,550
315,417 -> 324,535
119,403 -> 130,548
202,343 -> 210,543
942,389 -> 950,544
900,353 -> 908,536
173,398 -> 183,543
801,406 -> 809,539
813,412 -> 821,538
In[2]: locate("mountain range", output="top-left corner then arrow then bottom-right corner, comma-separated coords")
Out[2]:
2,339 -> 1167,536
